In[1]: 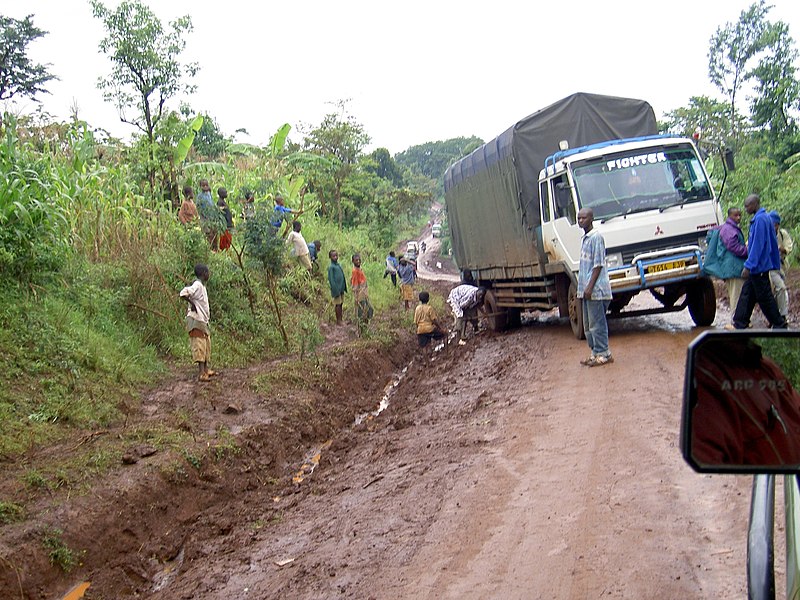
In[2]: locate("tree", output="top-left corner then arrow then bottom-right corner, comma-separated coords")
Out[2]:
395,137 -> 483,200
749,20 -> 800,139
0,14 -> 55,102
661,95 -> 746,148
302,100 -> 370,229
395,137 -> 483,180
708,0 -> 772,137
192,113 -> 229,159
242,206 -> 289,349
363,148 -> 404,186
91,0 -> 197,192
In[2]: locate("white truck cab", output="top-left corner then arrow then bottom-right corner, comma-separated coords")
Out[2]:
539,136 -> 722,332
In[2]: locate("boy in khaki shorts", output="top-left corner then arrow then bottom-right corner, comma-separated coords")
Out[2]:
180,264 -> 217,381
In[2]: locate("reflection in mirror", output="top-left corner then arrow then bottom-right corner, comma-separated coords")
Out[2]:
685,331 -> 800,472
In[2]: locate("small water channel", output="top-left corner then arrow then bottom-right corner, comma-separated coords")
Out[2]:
292,363 -> 411,485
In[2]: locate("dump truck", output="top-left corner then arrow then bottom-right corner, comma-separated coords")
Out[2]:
443,92 -> 723,338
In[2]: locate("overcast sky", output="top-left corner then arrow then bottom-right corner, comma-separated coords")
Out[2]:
6,0 -> 800,154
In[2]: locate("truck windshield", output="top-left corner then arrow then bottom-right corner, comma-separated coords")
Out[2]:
571,145 -> 712,221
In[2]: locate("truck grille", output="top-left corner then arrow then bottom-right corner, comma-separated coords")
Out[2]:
613,232 -> 701,264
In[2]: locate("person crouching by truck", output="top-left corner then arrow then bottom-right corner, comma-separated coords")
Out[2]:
414,291 -> 445,354
447,284 -> 486,346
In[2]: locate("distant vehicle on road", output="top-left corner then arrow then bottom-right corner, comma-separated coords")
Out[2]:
406,241 -> 419,261
432,223 -> 443,237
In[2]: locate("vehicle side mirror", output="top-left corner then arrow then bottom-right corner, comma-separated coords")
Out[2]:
681,330 -> 800,474
723,147 -> 735,171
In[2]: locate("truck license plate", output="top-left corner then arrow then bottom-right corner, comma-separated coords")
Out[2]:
647,260 -> 686,274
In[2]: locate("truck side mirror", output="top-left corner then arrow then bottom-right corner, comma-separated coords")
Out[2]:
724,148 -> 735,171
681,330 -> 800,474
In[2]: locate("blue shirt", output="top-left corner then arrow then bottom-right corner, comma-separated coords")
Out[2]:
271,204 -> 293,228
197,190 -> 213,208
196,190 -> 214,221
744,208 -> 781,274
577,228 -> 612,300
397,262 -> 416,285
308,243 -> 318,261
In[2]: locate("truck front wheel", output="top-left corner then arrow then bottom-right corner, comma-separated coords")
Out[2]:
568,281 -> 585,340
687,278 -> 716,326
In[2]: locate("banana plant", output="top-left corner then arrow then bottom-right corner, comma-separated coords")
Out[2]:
174,115 -> 204,164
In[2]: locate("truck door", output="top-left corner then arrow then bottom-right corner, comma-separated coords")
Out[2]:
541,175 -> 581,269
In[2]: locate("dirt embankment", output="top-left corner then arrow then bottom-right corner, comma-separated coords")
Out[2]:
3,266 -> 799,599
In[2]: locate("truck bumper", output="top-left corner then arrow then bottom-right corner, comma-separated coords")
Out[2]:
609,246 -> 704,294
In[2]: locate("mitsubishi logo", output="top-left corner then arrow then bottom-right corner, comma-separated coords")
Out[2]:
654,226 -> 664,236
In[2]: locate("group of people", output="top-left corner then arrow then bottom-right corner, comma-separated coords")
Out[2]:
178,179 -> 235,251
575,193 -> 796,371
177,181 -> 322,272
707,193 -> 793,329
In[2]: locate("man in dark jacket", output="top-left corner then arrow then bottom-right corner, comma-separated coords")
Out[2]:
732,194 -> 786,329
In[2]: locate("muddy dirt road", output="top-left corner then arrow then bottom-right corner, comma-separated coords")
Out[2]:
159,315 -> 753,598
10,266 -> 797,598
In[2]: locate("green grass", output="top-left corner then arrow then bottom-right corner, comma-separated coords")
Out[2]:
42,527 -> 77,572
0,501 -> 24,524
250,357 -> 332,396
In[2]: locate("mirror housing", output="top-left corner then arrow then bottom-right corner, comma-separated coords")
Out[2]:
723,147 -> 736,171
681,330 -> 800,474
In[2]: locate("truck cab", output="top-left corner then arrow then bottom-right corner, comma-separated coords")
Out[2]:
539,136 -> 722,335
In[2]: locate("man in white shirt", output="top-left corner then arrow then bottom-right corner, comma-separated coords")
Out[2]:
179,264 -> 216,382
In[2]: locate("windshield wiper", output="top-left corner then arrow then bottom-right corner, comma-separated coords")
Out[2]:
600,205 -> 658,224
658,200 -> 687,213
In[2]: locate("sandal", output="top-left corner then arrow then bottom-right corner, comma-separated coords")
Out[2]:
588,355 -> 614,367
198,373 -> 212,382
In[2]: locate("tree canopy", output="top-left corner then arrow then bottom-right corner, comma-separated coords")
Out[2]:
395,137 -> 483,181
708,0 -> 799,141
91,1 -> 197,143
0,14 -> 55,102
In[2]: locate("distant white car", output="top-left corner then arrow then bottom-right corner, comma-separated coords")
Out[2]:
431,224 -> 442,237
406,241 -> 419,260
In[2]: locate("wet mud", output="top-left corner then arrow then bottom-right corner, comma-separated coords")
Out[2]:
2,268 -> 798,599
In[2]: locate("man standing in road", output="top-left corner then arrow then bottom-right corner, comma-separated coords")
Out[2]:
732,194 -> 787,329
577,207 -> 613,367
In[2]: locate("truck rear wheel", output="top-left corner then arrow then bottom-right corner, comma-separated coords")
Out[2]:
483,290 -> 508,332
568,281 -> 585,340
687,278 -> 716,326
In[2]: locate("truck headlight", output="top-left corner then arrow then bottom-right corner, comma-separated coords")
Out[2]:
698,235 -> 709,252
606,252 -> 624,269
